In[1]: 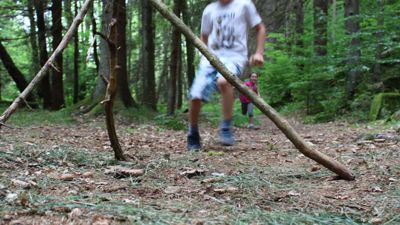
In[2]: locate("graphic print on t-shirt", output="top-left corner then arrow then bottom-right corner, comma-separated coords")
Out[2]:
212,12 -> 236,50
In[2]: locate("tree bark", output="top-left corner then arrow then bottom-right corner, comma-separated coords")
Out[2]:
0,0 -> 95,125
116,0 -> 137,108
373,0 -> 384,84
177,45 -> 183,109
345,0 -> 362,99
99,2 -> 126,161
294,0 -> 304,69
140,0 -> 157,110
167,0 -> 183,115
51,0 -> 65,110
27,0 -> 39,75
90,0 -> 100,73
73,0 -> 80,104
0,41 -> 35,103
149,0 -> 355,181
182,0 -> 195,87
313,0 -> 328,57
34,0 -> 52,109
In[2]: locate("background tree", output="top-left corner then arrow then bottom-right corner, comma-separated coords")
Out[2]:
140,0 -> 157,110
167,0 -> 183,115
51,0 -> 65,110
344,0 -> 361,99
34,0 -> 52,109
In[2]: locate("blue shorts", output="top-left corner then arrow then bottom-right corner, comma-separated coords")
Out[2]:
189,61 -> 243,102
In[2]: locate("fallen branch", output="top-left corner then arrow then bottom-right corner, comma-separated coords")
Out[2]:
149,0 -> 355,181
0,0 -> 94,127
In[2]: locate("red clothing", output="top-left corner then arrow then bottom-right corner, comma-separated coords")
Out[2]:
239,81 -> 258,103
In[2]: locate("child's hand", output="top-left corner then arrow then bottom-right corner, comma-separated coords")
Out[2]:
249,53 -> 264,66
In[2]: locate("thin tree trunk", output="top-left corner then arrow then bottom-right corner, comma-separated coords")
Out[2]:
332,0 -> 337,43
345,0 -> 361,99
313,0 -> 328,57
150,0 -> 355,181
27,0 -> 39,75
157,32 -> 170,103
373,0 -> 384,84
51,0 -> 65,110
90,0 -> 100,72
0,0 -> 95,125
294,0 -> 304,68
140,0 -> 157,110
182,0 -> 195,87
73,0 -> 80,103
116,0 -> 137,108
99,1 -> 126,161
34,0 -> 52,109
167,0 -> 183,115
0,41 -> 35,103
177,45 -> 183,109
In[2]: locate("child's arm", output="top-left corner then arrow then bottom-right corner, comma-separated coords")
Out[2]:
250,23 -> 266,66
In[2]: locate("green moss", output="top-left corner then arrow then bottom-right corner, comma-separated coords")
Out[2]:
369,93 -> 400,121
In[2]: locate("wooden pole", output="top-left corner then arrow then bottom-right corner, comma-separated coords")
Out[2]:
149,0 -> 355,181
0,0 -> 94,126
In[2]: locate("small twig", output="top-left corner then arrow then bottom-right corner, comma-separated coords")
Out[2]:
50,62 -> 61,72
94,31 -> 115,47
100,74 -> 109,85
22,97 -> 35,111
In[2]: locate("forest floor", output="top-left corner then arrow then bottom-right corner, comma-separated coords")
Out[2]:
0,109 -> 399,224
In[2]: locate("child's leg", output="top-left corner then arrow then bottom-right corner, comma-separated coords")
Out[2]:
247,103 -> 254,128
189,99 -> 202,131
217,77 -> 234,122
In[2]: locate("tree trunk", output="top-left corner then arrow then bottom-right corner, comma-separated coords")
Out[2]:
313,0 -> 328,57
332,0 -> 338,43
373,0 -> 384,84
149,0 -> 355,181
90,0 -> 100,73
0,41 -> 35,103
294,0 -> 304,68
167,0 -> 183,115
27,0 -> 39,75
34,0 -> 52,109
182,0 -> 195,87
344,0 -> 362,99
157,32 -> 170,103
98,0 -> 126,161
116,0 -> 137,108
140,0 -> 157,110
51,0 -> 65,110
73,0 -> 80,103
177,45 -> 183,109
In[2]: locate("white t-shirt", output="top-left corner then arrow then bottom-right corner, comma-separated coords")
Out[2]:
200,0 -> 262,67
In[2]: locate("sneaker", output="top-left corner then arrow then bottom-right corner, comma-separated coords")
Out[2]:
187,132 -> 201,151
219,127 -> 235,146
248,124 -> 255,129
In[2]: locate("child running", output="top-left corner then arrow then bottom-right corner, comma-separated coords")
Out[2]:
187,0 -> 266,151
239,72 -> 260,129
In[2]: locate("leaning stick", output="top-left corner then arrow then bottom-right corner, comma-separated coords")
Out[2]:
149,0 -> 355,181
0,0 -> 94,126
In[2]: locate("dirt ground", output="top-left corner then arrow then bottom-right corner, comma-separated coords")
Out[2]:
0,115 -> 399,224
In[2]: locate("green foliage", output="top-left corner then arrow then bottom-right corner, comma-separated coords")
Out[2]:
155,114 -> 186,131
257,0 -> 400,122
369,93 -> 400,120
